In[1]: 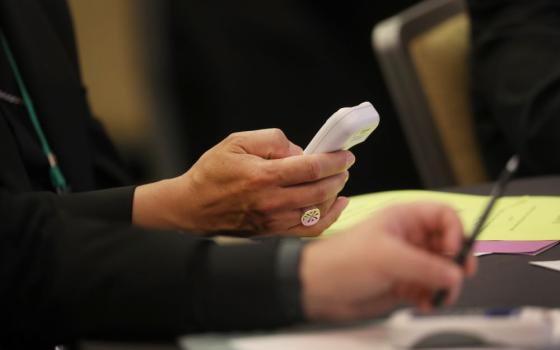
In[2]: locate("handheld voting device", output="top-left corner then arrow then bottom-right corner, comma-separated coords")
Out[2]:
388,307 -> 560,349
304,102 -> 379,154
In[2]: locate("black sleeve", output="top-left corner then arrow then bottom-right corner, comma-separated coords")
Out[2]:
12,186 -> 136,223
54,186 -> 135,222
0,190 -> 302,346
469,1 -> 560,177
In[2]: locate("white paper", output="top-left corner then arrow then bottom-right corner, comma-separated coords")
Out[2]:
529,260 -> 560,272
229,325 -> 390,350
182,323 -> 525,350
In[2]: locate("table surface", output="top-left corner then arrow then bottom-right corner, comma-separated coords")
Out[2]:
450,176 -> 560,309
81,176 -> 560,350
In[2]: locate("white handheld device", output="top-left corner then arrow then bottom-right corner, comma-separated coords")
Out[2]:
303,102 -> 380,154
388,307 -> 560,349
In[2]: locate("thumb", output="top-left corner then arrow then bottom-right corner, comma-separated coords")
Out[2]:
230,129 -> 301,159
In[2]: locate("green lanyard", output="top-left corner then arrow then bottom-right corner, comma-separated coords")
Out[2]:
0,31 -> 68,193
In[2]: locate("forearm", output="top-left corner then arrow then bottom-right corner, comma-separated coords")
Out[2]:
0,190 -> 304,343
132,177 -> 196,232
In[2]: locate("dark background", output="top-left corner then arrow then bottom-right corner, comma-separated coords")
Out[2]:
160,0 -> 421,195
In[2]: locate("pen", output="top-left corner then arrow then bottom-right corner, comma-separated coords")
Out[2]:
431,155 -> 520,307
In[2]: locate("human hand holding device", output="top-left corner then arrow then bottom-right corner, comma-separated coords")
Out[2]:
301,202 -> 476,322
133,102 -> 378,236
298,101 -> 379,226
132,129 -> 354,236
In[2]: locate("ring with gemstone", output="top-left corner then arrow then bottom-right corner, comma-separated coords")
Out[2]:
301,208 -> 321,227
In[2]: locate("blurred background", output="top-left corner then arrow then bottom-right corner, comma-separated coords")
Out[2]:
67,0 -> 422,195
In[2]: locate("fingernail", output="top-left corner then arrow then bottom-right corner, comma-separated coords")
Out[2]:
344,172 -> 350,182
346,153 -> 356,167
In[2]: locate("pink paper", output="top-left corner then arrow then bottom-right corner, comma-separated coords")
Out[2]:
474,240 -> 558,256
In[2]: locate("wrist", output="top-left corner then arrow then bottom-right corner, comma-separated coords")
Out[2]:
300,241 -> 329,322
132,176 -> 198,232
200,240 -> 302,330
276,238 -> 305,323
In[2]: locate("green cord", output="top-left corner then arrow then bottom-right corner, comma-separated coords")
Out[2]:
0,30 -> 68,193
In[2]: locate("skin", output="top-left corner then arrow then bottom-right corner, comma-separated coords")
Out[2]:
132,128 -> 355,236
301,202 -> 477,322
132,129 -> 476,320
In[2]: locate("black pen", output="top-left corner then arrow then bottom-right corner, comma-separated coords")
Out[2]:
431,155 -> 520,307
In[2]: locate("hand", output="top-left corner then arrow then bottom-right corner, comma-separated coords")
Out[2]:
133,129 -> 354,236
301,202 -> 477,322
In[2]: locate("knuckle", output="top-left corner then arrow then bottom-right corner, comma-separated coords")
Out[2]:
279,194 -> 299,209
225,131 -> 245,144
305,159 -> 322,181
255,200 -> 278,214
226,131 -> 241,139
268,128 -> 291,154
312,186 -> 330,202
269,128 -> 287,141
253,194 -> 282,214
249,164 -> 278,190
246,165 -> 274,187
260,163 -> 281,184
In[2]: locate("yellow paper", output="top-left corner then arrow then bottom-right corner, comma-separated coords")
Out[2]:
323,190 -> 560,241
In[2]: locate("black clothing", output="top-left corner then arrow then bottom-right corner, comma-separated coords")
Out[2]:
163,0 -> 421,195
1,189 -> 294,347
0,0 -> 131,193
468,0 -> 560,178
0,0 -> 302,347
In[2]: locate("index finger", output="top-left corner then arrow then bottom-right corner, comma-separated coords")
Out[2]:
382,202 -> 465,255
267,151 -> 355,186
388,238 -> 463,292
228,129 -> 303,159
